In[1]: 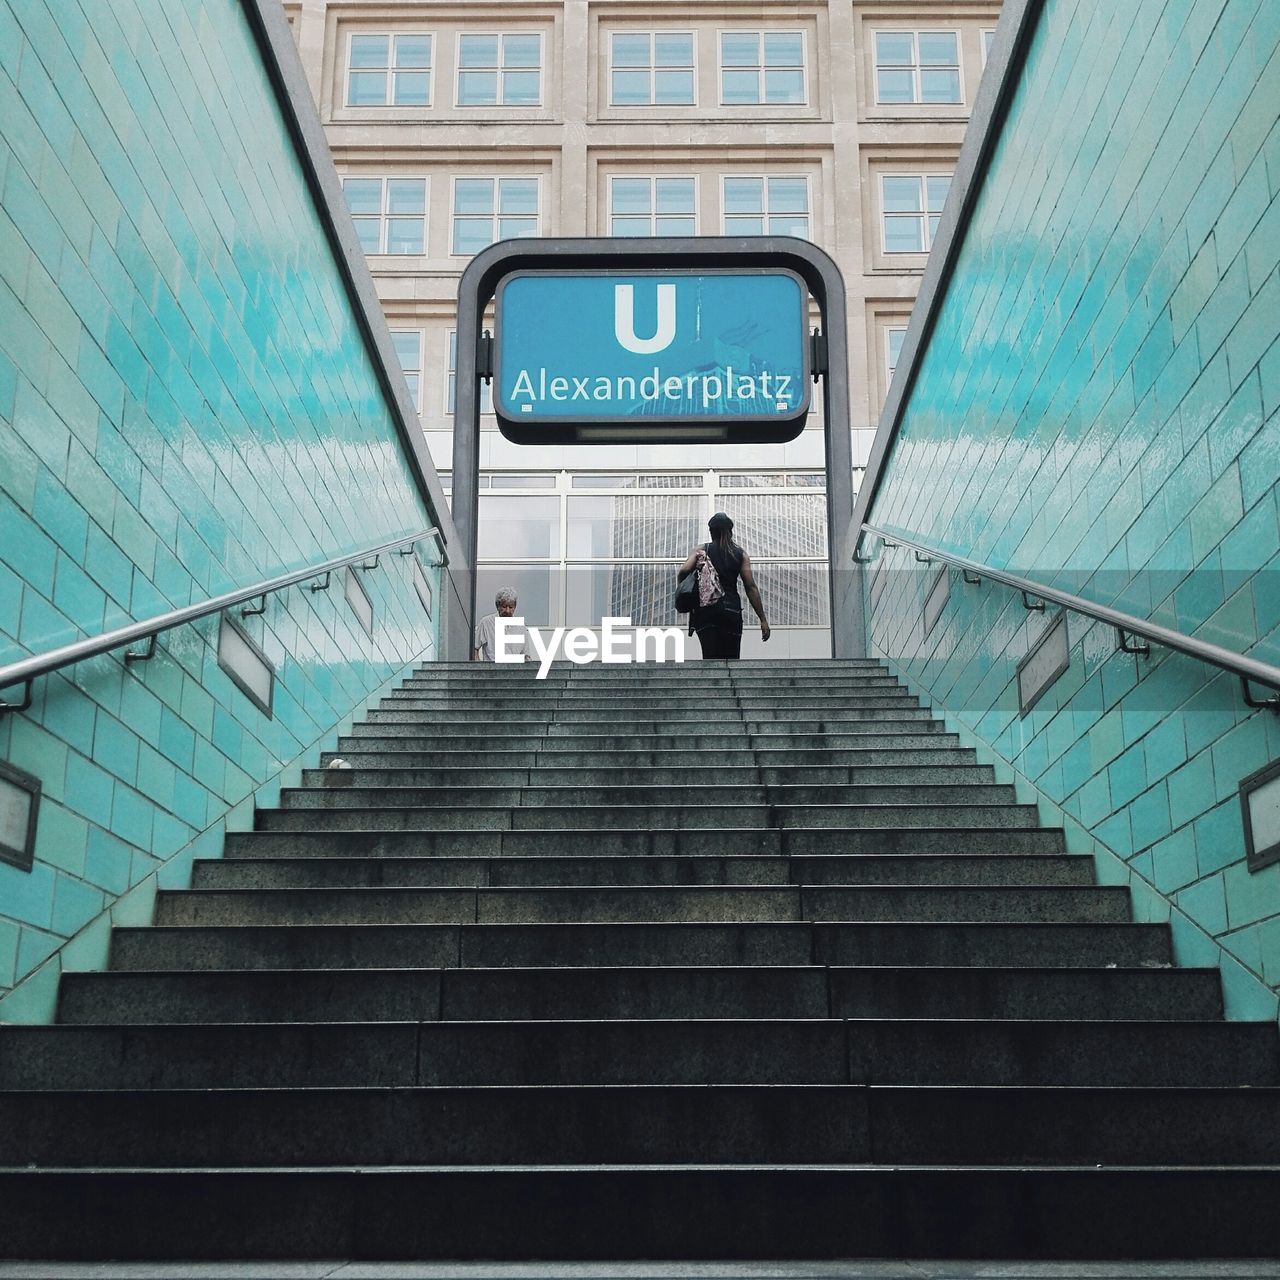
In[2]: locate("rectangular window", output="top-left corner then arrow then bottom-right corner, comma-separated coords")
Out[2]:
609,176 -> 696,236
722,175 -> 810,238
981,29 -> 996,65
719,30 -> 806,105
341,176 -> 427,254
448,330 -> 494,414
390,330 -> 423,409
610,31 -> 695,105
886,326 -> 907,378
347,33 -> 432,106
880,174 -> 951,252
451,177 -> 539,255
874,31 -> 961,104
457,33 -> 542,105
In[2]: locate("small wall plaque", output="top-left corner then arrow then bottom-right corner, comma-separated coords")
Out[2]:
1017,610 -> 1069,716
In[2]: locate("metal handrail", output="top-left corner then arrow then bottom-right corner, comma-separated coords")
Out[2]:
858,523 -> 1280,712
0,528 -> 445,713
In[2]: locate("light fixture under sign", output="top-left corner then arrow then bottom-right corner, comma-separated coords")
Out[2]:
1241,758 -> 1280,873
0,759 -> 42,873
217,614 -> 275,719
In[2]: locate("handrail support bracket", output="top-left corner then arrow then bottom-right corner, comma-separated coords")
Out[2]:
124,636 -> 156,665
1242,678 -> 1280,716
1118,628 -> 1150,657
309,571 -> 331,593
1021,591 -> 1045,612
963,570 -> 982,585
240,594 -> 267,618
0,680 -> 33,715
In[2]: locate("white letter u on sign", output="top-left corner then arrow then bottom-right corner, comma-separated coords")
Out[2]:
614,284 -> 676,354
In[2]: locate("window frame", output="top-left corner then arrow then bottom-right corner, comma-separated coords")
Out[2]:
607,174 -> 700,237
448,329 -> 495,415
981,29 -> 997,66
607,29 -> 698,107
344,30 -> 435,108
716,28 -> 809,107
449,175 -> 541,257
872,29 -> 963,106
886,325 -> 908,380
389,328 -> 424,411
878,172 -> 952,255
719,173 -> 812,239
454,30 -> 545,108
340,174 -> 429,255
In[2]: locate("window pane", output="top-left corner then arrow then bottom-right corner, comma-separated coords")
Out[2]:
459,35 -> 498,67
926,174 -> 952,209
503,35 -> 541,67
884,214 -> 924,252
502,71 -> 541,103
724,215 -> 764,235
655,216 -> 696,236
454,179 -> 495,215
723,177 -> 763,213
567,494 -> 701,558
478,497 -> 560,559
612,33 -> 650,67
654,33 -> 692,66
392,71 -> 430,104
350,35 -> 388,68
453,219 -> 494,255
875,32 -> 913,65
392,332 -> 420,368
928,214 -> 942,243
348,71 -> 386,105
385,218 -> 424,253
721,32 -> 760,66
767,176 -> 807,211
763,32 -> 802,66
342,178 -> 383,214
918,31 -> 958,64
887,328 -> 906,372
655,177 -> 694,213
499,179 -> 538,214
403,372 -> 419,402
921,68 -> 961,102
612,70 -> 650,104
655,70 -> 694,103
352,218 -> 381,253
721,69 -> 759,103
876,68 -> 914,103
768,215 -> 809,238
612,178 -> 652,215
458,71 -> 497,103
612,217 -> 652,237
476,565 -> 560,628
498,217 -> 538,239
764,69 -> 804,103
387,179 -> 425,213
882,176 -> 923,212
394,35 -> 431,67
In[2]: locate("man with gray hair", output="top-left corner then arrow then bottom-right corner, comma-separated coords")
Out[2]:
474,587 -> 527,662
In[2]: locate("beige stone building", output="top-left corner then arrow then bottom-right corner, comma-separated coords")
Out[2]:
284,0 -> 999,654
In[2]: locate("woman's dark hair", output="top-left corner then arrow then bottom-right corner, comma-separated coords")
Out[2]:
712,526 -> 739,559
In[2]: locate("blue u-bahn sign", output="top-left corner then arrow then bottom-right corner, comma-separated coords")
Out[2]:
493,270 -> 811,443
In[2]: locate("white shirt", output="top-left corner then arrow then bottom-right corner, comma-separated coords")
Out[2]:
475,612 -> 527,662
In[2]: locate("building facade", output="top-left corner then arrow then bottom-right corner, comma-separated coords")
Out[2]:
284,0 -> 1000,653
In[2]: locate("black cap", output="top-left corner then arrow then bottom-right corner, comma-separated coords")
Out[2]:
708,512 -> 734,533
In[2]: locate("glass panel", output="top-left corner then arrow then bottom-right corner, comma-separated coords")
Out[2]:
386,179 -> 425,213
385,218 -> 424,254
918,32 -> 958,64
503,35 -> 541,67
721,69 -> 759,103
876,68 -> 914,103
638,474 -> 700,488
490,473 -> 557,488
349,35 -> 388,68
612,70 -> 650,105
498,217 -> 538,239
611,217 -> 651,237
768,215 -> 809,238
789,473 -> 825,487
724,215 -> 764,235
921,68 -> 961,102
875,32 -> 913,65
394,35 -> 431,67
454,178 -> 495,215
655,215 -> 696,236
763,32 -> 802,66
887,327 -> 906,372
392,332 -> 420,369
764,69 -> 805,103
571,474 -> 637,488
342,178 -> 383,214
458,70 -> 497,103
458,35 -> 498,67
452,219 -> 494,255
928,214 -> 942,243
475,565 -> 560,629
655,70 -> 694,103
729,493 -> 827,557
654,33 -> 692,66
741,562 -> 829,626
612,178 -> 652,215
612,33 -> 650,67
352,218 -> 381,253
720,473 -> 786,488
392,71 -> 429,104
499,179 -> 539,214
478,496 -> 560,559
566,563 -> 676,627
926,174 -> 952,209
502,71 -> 540,103
884,214 -> 924,252
720,32 -> 760,67
723,177 -> 762,213
768,176 -> 807,212
655,177 -> 694,213
567,494 -> 701,558
403,372 -> 419,402
348,71 -> 387,105
882,175 -> 923,212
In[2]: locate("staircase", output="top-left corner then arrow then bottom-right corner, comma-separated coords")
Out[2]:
2,658 -> 1279,1262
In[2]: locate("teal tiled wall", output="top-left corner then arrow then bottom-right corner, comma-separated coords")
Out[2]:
0,0 -> 441,1019
867,0 -> 1280,1018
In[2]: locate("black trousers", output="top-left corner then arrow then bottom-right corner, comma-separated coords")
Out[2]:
694,605 -> 744,659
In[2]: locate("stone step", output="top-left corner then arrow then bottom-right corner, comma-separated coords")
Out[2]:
337,730 -> 960,752
110,921 -> 1166,972
363,708 -> 938,726
415,659 -> 888,673
192,852 -> 1092,890
57,965 -> 1224,1024
152,884 -> 1129,928
6,1016 -> 1269,1090
4,1165 -> 1280,1260
279,783 -> 1020,810
224,826 -> 1068,859
254,802 -> 1044,832
381,695 -> 919,711
2,1083 -> 1277,1168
